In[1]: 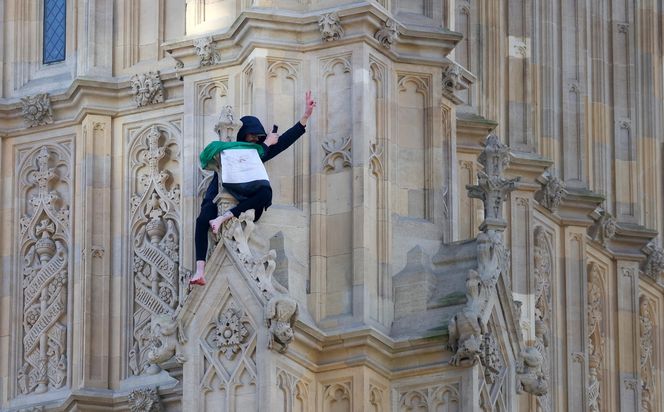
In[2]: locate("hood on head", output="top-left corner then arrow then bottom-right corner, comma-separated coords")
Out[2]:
236,116 -> 267,142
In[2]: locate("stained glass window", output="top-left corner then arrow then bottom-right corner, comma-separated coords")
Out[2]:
43,0 -> 66,64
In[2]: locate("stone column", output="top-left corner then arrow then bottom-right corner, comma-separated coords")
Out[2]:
561,0 -> 590,188
72,115 -> 112,389
505,154 -> 552,344
616,260 -> 639,410
76,0 -> 113,77
562,225 -> 588,410
555,189 -> 603,410
506,0 -> 535,152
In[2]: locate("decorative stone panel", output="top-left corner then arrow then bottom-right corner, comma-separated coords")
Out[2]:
15,144 -> 72,395
128,124 -> 181,376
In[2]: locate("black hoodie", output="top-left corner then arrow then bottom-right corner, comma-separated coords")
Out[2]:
236,116 -> 267,142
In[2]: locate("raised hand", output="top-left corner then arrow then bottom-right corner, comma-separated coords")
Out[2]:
264,132 -> 279,146
301,90 -> 316,125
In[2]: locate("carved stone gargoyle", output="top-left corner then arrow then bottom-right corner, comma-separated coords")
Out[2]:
516,347 -> 548,396
448,269 -> 485,366
265,294 -> 299,353
146,314 -> 187,367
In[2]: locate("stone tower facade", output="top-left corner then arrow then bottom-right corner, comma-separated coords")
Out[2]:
0,1 -> 663,411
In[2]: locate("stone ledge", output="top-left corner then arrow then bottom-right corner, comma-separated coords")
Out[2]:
601,223 -> 658,260
164,4 -> 462,67
290,322 -> 451,379
555,187 -> 605,227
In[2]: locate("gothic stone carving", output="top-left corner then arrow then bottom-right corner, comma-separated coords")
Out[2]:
374,19 -> 399,49
516,347 -> 548,396
145,314 -> 186,366
533,226 -> 553,408
587,264 -> 605,412
214,105 -> 239,141
322,136 -> 352,172
368,141 -> 384,178
277,368 -> 310,410
450,134 -> 517,368
221,210 -> 300,353
130,71 -> 165,108
129,126 -> 181,376
467,134 -> 520,231
448,269 -> 484,366
194,36 -> 221,67
643,240 -> 664,282
535,171 -> 566,212
128,387 -> 163,412
21,94 -> 54,128
588,208 -> 617,247
480,333 -> 503,384
200,292 -> 257,405
399,384 -> 460,410
211,305 -> 249,360
442,64 -> 462,96
640,295 -> 655,411
318,12 -> 344,42
265,295 -> 298,353
17,145 -> 71,395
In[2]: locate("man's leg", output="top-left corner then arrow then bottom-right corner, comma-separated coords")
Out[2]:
191,201 -> 218,285
210,182 -> 272,232
229,185 -> 272,221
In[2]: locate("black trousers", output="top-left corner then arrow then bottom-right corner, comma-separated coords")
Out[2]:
194,177 -> 272,261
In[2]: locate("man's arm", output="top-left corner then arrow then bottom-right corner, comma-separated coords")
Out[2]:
261,122 -> 306,162
261,91 -> 316,162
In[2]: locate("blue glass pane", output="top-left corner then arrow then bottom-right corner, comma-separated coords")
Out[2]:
43,0 -> 66,64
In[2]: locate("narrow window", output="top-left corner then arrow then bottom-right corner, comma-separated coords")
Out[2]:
43,0 -> 66,64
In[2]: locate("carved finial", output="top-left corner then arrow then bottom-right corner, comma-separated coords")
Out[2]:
214,105 -> 238,141
21,94 -> 53,128
318,12 -> 344,42
466,134 -> 520,231
130,71 -> 165,108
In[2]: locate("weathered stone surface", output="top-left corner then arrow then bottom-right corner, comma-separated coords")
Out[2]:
1,2 -> 663,411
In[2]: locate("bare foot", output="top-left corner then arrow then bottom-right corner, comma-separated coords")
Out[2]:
190,261 -> 207,286
210,211 -> 234,235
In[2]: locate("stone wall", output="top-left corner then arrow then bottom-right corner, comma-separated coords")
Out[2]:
0,0 -> 663,411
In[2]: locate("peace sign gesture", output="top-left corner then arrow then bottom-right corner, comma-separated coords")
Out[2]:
303,90 -> 316,120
